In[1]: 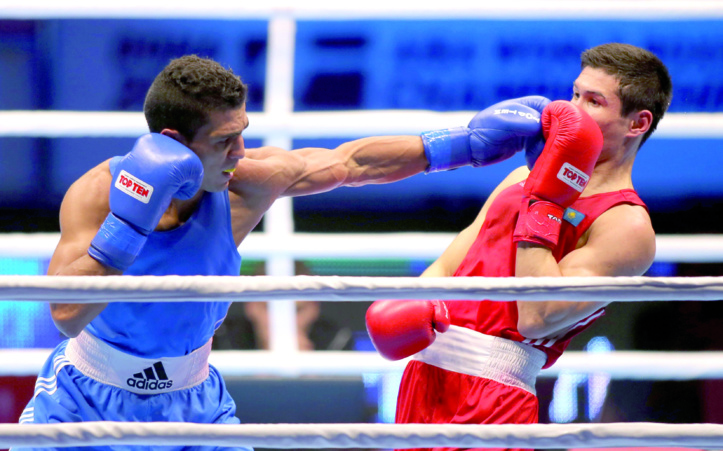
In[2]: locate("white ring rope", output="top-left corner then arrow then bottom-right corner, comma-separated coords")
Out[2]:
3,273 -> 722,380
2,232 -> 723,262
1,422 -> 722,449
3,274 -> 723,380
4,349 -> 723,380
2,1 -> 723,20
2,274 -> 723,302
0,111 -> 721,139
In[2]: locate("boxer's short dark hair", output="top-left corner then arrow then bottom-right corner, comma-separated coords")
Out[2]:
582,43 -> 673,148
144,55 -> 248,142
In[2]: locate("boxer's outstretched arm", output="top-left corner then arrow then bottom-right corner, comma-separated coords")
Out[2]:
237,97 -> 548,199
515,204 -> 655,339
283,134 -> 430,194
236,135 -> 426,200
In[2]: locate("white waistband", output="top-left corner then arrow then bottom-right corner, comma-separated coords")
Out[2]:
413,325 -> 547,395
65,331 -> 211,395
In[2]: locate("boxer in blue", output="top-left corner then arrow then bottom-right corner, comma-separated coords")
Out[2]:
17,55 -> 551,451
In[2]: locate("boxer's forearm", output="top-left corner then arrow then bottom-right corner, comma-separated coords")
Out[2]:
514,243 -> 607,339
49,253 -> 116,337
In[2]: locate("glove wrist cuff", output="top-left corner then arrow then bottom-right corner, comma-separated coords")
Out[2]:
88,213 -> 149,271
513,197 -> 564,248
421,127 -> 471,173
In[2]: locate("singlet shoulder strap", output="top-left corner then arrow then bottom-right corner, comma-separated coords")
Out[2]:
618,189 -> 648,210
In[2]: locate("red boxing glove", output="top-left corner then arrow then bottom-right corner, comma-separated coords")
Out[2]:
513,100 -> 604,248
365,299 -> 450,361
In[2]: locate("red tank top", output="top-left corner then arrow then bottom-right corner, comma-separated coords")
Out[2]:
448,180 -> 647,368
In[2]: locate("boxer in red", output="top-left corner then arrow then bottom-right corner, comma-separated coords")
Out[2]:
366,43 -> 673,451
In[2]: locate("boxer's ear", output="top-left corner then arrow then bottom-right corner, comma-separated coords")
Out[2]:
627,110 -> 652,139
160,129 -> 188,146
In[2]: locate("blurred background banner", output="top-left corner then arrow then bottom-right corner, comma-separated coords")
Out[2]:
2,17 -> 723,225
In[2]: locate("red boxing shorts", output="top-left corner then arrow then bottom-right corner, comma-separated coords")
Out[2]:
394,326 -> 545,451
396,360 -> 538,451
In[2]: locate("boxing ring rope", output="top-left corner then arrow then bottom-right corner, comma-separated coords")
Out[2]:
2,276 -> 723,448
2,231 -> 723,380
4,274 -> 723,302
4,347 -> 723,380
3,231 -> 723,262
4,5 -> 723,449
2,110 -> 723,139
3,1 -> 723,20
2,274 -> 723,381
2,421 -> 723,449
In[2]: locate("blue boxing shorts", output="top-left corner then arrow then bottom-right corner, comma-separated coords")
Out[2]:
15,332 -> 252,451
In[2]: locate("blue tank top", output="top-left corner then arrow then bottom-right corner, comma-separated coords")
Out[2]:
86,156 -> 242,358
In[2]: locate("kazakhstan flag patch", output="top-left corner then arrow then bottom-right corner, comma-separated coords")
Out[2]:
563,207 -> 585,226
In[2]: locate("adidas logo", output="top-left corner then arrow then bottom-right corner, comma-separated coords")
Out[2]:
126,361 -> 174,390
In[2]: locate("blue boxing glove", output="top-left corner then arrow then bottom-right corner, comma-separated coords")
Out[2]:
88,133 -> 204,271
422,95 -> 551,172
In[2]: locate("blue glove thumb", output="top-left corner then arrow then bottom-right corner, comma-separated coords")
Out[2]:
513,96 -> 552,169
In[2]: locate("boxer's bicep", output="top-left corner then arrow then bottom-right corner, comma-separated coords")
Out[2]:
559,204 -> 655,278
50,165 -> 114,276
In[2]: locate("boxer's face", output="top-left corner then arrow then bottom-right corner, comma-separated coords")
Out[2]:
186,105 -> 248,192
571,67 -> 638,157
